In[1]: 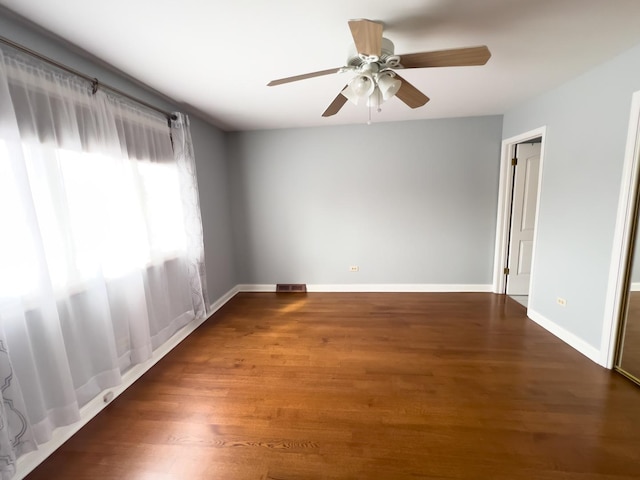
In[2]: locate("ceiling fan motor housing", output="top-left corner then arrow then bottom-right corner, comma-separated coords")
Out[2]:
347,37 -> 397,67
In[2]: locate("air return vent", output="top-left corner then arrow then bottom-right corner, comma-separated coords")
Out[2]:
276,284 -> 307,293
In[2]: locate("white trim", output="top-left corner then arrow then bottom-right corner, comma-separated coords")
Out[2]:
492,127 -> 547,295
630,282 -> 640,292
236,284 -> 276,292
528,309 -> 601,364
601,90 -> 640,368
237,284 -> 492,293
208,285 -> 240,311
15,285 -> 240,480
308,284 -> 493,292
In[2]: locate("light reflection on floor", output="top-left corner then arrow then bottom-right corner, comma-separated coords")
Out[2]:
277,296 -> 307,314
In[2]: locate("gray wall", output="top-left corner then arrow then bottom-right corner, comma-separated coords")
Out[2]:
228,116 -> 503,286
0,7 -> 237,302
189,118 -> 237,300
503,42 -> 640,349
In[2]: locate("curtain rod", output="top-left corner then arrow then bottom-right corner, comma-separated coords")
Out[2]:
0,35 -> 176,122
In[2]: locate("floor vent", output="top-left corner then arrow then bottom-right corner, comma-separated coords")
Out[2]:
276,283 -> 307,293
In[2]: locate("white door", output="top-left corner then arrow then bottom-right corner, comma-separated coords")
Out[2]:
506,142 -> 541,295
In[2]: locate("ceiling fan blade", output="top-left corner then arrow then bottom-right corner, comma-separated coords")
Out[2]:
348,19 -> 383,58
268,68 -> 341,86
399,46 -> 491,69
394,74 -> 430,109
322,87 -> 348,117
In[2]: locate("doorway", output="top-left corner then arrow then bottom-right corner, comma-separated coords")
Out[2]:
507,140 -> 542,305
492,127 -> 546,307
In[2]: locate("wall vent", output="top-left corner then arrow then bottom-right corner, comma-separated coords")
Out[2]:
276,283 -> 307,293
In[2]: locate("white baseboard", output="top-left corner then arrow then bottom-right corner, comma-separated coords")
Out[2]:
236,284 -> 276,292
209,285 -> 240,311
15,285 -> 240,480
237,284 -> 493,293
527,309 -> 601,364
630,282 -> 640,292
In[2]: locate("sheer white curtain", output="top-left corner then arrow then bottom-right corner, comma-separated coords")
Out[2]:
0,45 -> 207,477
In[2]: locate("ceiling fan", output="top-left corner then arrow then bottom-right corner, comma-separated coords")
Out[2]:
267,19 -> 491,118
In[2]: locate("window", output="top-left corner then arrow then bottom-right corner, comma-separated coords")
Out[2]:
0,43 -> 207,466
0,140 -> 187,297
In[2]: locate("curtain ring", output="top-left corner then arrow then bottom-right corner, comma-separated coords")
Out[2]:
91,78 -> 99,95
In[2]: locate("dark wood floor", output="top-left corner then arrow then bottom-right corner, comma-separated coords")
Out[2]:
26,293 -> 640,479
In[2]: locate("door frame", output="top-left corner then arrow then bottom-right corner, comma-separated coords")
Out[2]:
601,90 -> 640,368
492,126 -> 546,296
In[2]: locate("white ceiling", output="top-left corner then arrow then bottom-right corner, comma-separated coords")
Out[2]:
2,0 -> 640,131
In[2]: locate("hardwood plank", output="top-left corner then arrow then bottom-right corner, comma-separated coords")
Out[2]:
26,293 -> 640,479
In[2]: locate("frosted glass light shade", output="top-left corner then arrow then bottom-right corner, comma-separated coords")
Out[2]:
343,74 -> 375,105
342,84 -> 359,105
377,73 -> 402,101
351,75 -> 375,96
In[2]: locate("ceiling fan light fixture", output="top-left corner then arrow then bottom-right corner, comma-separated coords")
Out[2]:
341,84 -> 360,105
345,74 -> 375,104
377,73 -> 402,101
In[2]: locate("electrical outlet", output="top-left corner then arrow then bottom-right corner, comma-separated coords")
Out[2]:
349,266 -> 359,272
557,297 -> 567,307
